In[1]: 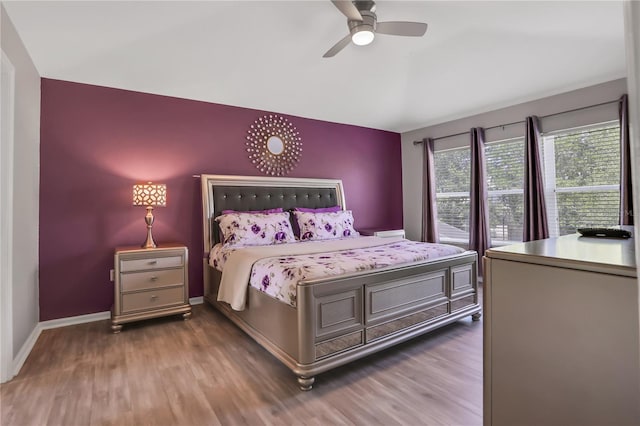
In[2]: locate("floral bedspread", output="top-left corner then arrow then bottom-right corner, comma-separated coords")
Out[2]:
210,239 -> 465,307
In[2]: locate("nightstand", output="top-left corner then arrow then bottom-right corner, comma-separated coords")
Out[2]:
111,243 -> 191,333
359,228 -> 406,238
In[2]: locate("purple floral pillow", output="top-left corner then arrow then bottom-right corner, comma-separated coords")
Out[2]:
291,206 -> 342,236
215,212 -> 296,247
293,210 -> 360,241
217,209 -> 283,242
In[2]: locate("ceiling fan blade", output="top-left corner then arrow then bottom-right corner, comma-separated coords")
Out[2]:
323,34 -> 352,58
376,21 -> 428,37
331,0 -> 362,21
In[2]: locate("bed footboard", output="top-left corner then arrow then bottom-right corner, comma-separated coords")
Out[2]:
294,252 -> 479,384
205,252 -> 480,390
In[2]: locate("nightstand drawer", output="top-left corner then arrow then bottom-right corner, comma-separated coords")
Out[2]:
120,255 -> 183,272
121,269 -> 184,292
121,286 -> 184,313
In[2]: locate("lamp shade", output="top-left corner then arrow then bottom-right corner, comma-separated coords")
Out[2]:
132,183 -> 167,207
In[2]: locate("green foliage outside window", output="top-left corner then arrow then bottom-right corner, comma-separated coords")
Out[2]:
433,123 -> 621,242
486,140 -> 524,242
551,124 -> 620,235
435,148 -> 471,239
435,149 -> 470,193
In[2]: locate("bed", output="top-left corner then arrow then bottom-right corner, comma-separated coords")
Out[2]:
201,174 -> 481,390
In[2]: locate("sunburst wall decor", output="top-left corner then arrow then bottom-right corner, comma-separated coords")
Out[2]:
246,115 -> 303,176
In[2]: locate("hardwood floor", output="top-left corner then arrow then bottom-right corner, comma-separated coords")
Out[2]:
1,304 -> 482,426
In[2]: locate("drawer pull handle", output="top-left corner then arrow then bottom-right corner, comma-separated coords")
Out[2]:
150,276 -> 158,281
150,295 -> 158,301
148,260 -> 158,265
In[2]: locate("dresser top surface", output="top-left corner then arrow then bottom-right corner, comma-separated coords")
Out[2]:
486,230 -> 636,276
115,243 -> 186,254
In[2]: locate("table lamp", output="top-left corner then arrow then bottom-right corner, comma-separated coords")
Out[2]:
132,182 -> 167,248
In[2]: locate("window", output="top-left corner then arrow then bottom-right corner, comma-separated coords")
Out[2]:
486,138 -> 525,244
432,121 -> 621,244
435,141 -> 525,245
435,147 -> 470,242
542,122 -> 620,237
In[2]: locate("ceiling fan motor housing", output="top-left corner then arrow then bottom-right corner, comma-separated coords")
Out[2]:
348,10 -> 376,36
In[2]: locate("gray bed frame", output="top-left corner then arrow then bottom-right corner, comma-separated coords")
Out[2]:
201,174 -> 481,390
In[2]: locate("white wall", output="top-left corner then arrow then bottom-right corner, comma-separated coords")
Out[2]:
401,78 -> 628,241
623,0 -> 640,402
1,4 -> 40,369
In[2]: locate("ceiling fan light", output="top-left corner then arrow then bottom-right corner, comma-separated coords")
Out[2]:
352,29 -> 374,46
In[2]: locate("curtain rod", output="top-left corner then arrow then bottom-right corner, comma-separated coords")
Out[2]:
412,98 -> 620,145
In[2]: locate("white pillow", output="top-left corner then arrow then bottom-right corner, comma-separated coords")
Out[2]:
294,210 -> 360,241
215,212 -> 296,247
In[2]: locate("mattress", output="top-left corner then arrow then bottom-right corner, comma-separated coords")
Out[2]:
210,237 -> 465,309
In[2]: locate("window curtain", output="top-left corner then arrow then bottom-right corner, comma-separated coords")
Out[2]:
523,116 -> 550,241
619,94 -> 634,225
421,137 -> 439,243
469,128 -> 490,274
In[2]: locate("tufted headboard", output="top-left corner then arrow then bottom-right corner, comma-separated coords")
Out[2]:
200,175 -> 346,253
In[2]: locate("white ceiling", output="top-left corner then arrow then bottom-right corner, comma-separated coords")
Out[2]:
3,1 -> 626,133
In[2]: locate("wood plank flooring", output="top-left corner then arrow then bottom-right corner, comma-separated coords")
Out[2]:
1,304 -> 482,426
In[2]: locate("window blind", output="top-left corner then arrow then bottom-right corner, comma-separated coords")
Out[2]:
542,123 -> 620,236
486,138 -> 525,243
435,147 -> 470,241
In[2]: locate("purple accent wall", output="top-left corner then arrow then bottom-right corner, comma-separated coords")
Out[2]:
39,78 -> 402,321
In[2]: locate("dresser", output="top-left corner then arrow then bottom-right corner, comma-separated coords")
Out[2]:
483,233 -> 640,425
111,244 -> 191,333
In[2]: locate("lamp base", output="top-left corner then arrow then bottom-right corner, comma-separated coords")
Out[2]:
142,206 -> 157,249
142,232 -> 157,249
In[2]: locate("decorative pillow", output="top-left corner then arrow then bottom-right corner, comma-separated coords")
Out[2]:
294,210 -> 360,241
215,212 -> 296,247
216,209 -> 284,244
293,206 -> 342,213
221,208 -> 283,214
290,206 -> 342,236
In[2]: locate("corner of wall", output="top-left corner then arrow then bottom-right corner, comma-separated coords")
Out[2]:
10,324 -> 41,379
400,134 -> 423,241
1,1 -> 42,367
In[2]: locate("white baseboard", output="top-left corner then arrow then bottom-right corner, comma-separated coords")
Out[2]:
189,296 -> 204,305
12,324 -> 41,378
10,296 -> 205,379
39,311 -> 111,330
11,311 -> 110,377
39,297 -> 203,330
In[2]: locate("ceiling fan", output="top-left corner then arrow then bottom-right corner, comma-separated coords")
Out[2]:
323,0 -> 428,58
